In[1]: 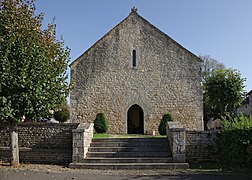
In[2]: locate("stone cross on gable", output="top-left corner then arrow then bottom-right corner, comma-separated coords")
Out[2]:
131,7 -> 138,13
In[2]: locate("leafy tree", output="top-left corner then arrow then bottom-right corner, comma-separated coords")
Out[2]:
0,0 -> 71,165
205,68 -> 245,117
199,55 -> 225,84
94,113 -> 108,133
158,113 -> 173,135
53,101 -> 70,123
200,55 -> 226,123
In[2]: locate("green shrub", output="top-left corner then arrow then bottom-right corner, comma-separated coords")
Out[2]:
94,113 -> 108,133
158,113 -> 173,135
217,114 -> 252,169
53,105 -> 70,123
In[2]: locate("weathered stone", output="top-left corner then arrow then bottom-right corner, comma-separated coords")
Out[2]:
70,10 -> 203,134
167,121 -> 186,163
72,123 -> 93,162
0,123 -> 78,164
186,130 -> 219,162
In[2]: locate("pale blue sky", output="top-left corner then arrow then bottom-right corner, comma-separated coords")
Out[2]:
35,0 -> 252,92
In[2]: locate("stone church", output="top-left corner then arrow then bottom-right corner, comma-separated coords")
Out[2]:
70,8 -> 204,134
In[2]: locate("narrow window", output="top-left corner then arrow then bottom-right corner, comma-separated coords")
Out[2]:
132,50 -> 136,67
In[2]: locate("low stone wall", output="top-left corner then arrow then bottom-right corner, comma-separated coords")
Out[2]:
186,131 -> 219,163
0,123 -> 78,164
166,122 -> 219,163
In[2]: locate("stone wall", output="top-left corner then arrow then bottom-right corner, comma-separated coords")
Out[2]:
70,10 -> 203,134
186,131 -> 218,162
0,123 -> 78,164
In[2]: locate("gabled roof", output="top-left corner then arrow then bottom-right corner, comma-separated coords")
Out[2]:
247,90 -> 252,96
70,8 -> 202,67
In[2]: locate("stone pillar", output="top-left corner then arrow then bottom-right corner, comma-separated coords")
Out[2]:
166,121 -> 186,163
10,123 -> 19,166
72,123 -> 93,163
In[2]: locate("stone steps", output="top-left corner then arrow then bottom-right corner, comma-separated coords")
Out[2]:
82,157 -> 173,163
87,151 -> 171,157
92,138 -> 168,142
69,137 -> 189,170
90,138 -> 168,147
88,146 -> 169,152
69,162 -> 189,170
90,142 -> 167,147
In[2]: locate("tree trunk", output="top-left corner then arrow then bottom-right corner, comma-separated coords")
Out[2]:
10,122 -> 19,166
219,102 -> 225,117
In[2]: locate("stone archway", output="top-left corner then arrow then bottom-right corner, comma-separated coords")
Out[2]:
127,104 -> 144,134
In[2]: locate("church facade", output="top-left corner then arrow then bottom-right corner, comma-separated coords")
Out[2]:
70,8 -> 204,134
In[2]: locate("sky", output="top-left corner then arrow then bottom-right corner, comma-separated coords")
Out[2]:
35,0 -> 252,92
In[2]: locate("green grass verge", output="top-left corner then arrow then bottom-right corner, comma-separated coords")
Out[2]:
93,133 -> 111,139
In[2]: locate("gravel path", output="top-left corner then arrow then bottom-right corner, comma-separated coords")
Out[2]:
0,163 -> 251,180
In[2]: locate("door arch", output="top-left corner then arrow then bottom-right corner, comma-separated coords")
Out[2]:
127,104 -> 144,134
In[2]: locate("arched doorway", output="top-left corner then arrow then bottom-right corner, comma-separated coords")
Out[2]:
127,104 -> 144,134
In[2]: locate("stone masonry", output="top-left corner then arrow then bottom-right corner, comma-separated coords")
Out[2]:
72,123 -> 94,162
0,123 -> 78,164
70,9 -> 203,134
167,121 -> 186,163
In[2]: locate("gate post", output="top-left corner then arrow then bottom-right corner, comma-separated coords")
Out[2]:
166,121 -> 186,163
72,123 -> 93,163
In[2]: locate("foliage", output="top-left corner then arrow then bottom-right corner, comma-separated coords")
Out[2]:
158,113 -> 173,135
94,113 -> 108,133
200,55 -> 225,84
217,114 -> 252,169
0,0 -> 72,123
53,102 -> 70,123
200,55 -> 226,127
204,68 -> 245,117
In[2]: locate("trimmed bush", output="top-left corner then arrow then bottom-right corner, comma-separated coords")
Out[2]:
53,105 -> 70,123
217,114 -> 252,169
158,113 -> 173,135
94,113 -> 108,133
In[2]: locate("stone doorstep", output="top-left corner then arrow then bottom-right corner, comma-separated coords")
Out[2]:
69,162 -> 189,170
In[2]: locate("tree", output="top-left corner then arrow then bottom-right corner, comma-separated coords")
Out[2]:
158,113 -> 173,135
53,101 -> 70,123
94,113 -> 108,133
205,68 -> 245,117
200,55 -> 226,127
199,55 -> 225,83
0,0 -> 71,166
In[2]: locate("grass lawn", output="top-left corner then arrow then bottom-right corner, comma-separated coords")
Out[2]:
93,133 -> 111,139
